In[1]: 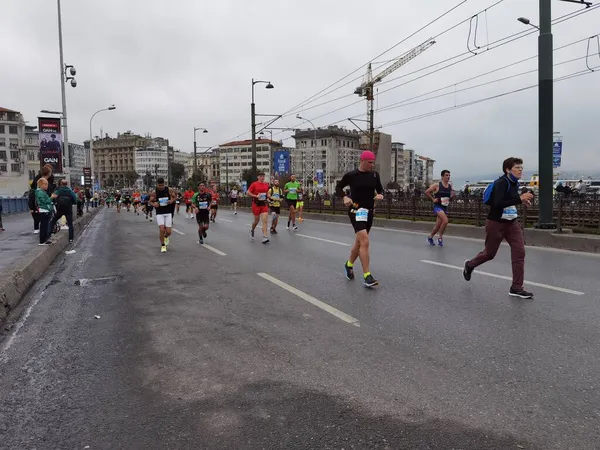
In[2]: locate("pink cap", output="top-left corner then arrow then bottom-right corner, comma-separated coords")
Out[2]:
360,151 -> 376,161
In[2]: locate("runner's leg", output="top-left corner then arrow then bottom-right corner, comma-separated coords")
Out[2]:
436,210 -> 449,238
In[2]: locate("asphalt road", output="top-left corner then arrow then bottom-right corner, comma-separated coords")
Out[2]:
1,206 -> 599,449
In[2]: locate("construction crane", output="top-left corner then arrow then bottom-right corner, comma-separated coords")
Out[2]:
354,38 -> 436,154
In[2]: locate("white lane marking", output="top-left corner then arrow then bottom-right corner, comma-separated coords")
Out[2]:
295,233 -> 351,247
202,244 -> 227,256
257,273 -> 360,327
172,228 -> 185,235
420,260 -> 585,296
0,291 -> 45,358
219,219 -> 234,222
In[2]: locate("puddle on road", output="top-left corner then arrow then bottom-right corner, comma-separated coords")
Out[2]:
74,275 -> 123,286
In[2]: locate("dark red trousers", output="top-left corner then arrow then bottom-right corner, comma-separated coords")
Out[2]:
468,219 -> 525,290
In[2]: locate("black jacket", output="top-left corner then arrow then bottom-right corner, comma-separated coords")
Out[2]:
487,175 -> 522,222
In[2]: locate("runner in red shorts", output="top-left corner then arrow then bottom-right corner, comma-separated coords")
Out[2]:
248,172 -> 270,244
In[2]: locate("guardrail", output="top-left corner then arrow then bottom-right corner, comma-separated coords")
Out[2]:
223,194 -> 600,233
0,196 -> 29,214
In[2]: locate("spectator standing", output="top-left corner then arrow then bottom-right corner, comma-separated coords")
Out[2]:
35,178 -> 54,245
50,179 -> 77,243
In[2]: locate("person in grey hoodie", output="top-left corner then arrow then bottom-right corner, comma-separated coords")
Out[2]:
50,179 -> 77,242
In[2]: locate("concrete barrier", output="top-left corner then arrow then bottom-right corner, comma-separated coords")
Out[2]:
236,206 -> 600,254
0,208 -> 101,325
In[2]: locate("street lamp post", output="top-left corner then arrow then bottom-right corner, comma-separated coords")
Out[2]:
89,105 -> 116,190
251,79 -> 274,179
517,0 -> 554,228
193,127 -> 208,174
296,115 -> 319,193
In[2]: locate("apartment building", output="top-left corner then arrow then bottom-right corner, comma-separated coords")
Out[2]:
0,107 -> 27,196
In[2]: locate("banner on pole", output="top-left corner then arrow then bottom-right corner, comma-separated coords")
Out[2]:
316,169 -> 324,188
38,117 -> 63,173
553,136 -> 563,169
272,150 -> 290,178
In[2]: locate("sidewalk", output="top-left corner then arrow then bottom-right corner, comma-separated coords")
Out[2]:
0,212 -> 38,273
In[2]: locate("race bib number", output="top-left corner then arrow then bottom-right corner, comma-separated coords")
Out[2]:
289,188 -> 297,194
159,197 -> 169,207
440,197 -> 450,207
211,200 -> 217,205
355,208 -> 369,222
258,193 -> 267,201
298,193 -> 303,200
198,201 -> 208,210
501,206 -> 518,220
175,200 -> 180,204
272,193 -> 280,200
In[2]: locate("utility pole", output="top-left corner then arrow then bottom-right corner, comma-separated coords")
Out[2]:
57,0 -> 69,184
537,0 -> 554,228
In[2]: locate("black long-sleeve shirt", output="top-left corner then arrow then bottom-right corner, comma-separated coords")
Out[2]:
488,175 -> 522,222
335,169 -> 383,210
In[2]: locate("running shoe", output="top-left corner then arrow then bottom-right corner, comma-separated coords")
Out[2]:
270,228 -> 278,234
160,245 -> 167,253
427,236 -> 435,246
250,229 -> 255,240
198,238 -> 204,245
363,274 -> 379,288
203,231 -> 207,238
164,236 -> 170,246
344,261 -> 355,280
262,236 -> 270,244
509,288 -> 534,299
437,238 -> 444,247
293,225 -> 298,231
463,260 -> 474,281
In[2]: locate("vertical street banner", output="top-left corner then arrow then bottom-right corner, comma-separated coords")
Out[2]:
83,167 -> 92,188
316,169 -> 324,188
553,136 -> 563,169
38,117 -> 63,173
272,150 -> 290,178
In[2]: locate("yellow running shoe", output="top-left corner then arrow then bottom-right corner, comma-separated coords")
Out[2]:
161,245 -> 167,253
164,236 -> 170,246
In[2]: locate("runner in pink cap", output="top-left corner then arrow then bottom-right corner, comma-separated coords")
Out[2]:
335,150 -> 384,288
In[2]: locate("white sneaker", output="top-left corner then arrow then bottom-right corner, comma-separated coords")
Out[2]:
33,230 -> 40,234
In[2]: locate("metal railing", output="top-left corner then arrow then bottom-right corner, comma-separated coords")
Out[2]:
223,193 -> 600,233
0,196 -> 29,214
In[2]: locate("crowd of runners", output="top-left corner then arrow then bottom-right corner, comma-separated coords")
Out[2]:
106,152 -> 534,298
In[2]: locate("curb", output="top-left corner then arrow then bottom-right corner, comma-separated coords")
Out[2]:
235,206 -> 600,254
0,208 -> 101,325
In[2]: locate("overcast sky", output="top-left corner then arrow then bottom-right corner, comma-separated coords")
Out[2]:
2,0 -> 599,182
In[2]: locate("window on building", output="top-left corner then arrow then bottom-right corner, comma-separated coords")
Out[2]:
10,151 -> 19,159
336,140 -> 340,146
0,138 -> 5,147
0,164 -> 6,172
11,163 -> 20,172
0,125 -> 4,133
28,151 -> 36,161
0,150 -> 6,159
9,126 -> 18,134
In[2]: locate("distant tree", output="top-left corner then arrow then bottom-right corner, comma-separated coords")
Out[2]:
170,162 -> 186,186
124,170 -> 139,188
143,171 -> 154,190
241,169 -> 254,187
106,176 -> 115,187
187,168 -> 207,190
386,181 -> 399,190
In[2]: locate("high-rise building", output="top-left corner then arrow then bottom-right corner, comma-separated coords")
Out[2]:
218,139 -> 279,186
0,107 -> 27,196
134,138 -> 169,188
415,155 -> 435,190
391,142 -> 416,190
292,126 -> 361,193
92,131 -> 151,189
186,149 -> 218,182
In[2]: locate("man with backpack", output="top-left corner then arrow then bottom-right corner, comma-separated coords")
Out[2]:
462,157 -> 534,299
50,179 -> 77,243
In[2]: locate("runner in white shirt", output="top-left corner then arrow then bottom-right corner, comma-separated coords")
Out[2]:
229,189 -> 238,215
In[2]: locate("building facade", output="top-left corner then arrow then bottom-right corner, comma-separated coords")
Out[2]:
134,138 -> 169,188
415,155 -> 435,190
186,150 -> 219,183
292,126 -> 362,193
68,143 -> 86,186
359,131 -> 392,187
218,139 -> 278,186
0,107 -> 27,196
391,142 -> 416,191
25,125 -> 39,182
92,131 -> 151,189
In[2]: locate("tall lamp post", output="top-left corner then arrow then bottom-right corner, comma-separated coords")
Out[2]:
89,105 -> 116,190
251,79 -> 274,179
296,114 -> 319,193
517,0 -> 589,228
56,0 -> 77,185
193,127 -> 208,173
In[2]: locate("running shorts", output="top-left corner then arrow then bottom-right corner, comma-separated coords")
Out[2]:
270,206 -> 281,215
433,206 -> 447,216
210,204 -> 218,210
185,203 -> 192,212
286,198 -> 297,209
230,198 -> 237,204
297,201 -> 304,208
252,204 -> 269,216
196,211 -> 210,225
156,213 -> 173,228
348,209 -> 374,234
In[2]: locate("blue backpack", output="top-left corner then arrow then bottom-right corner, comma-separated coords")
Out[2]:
483,176 -> 511,205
